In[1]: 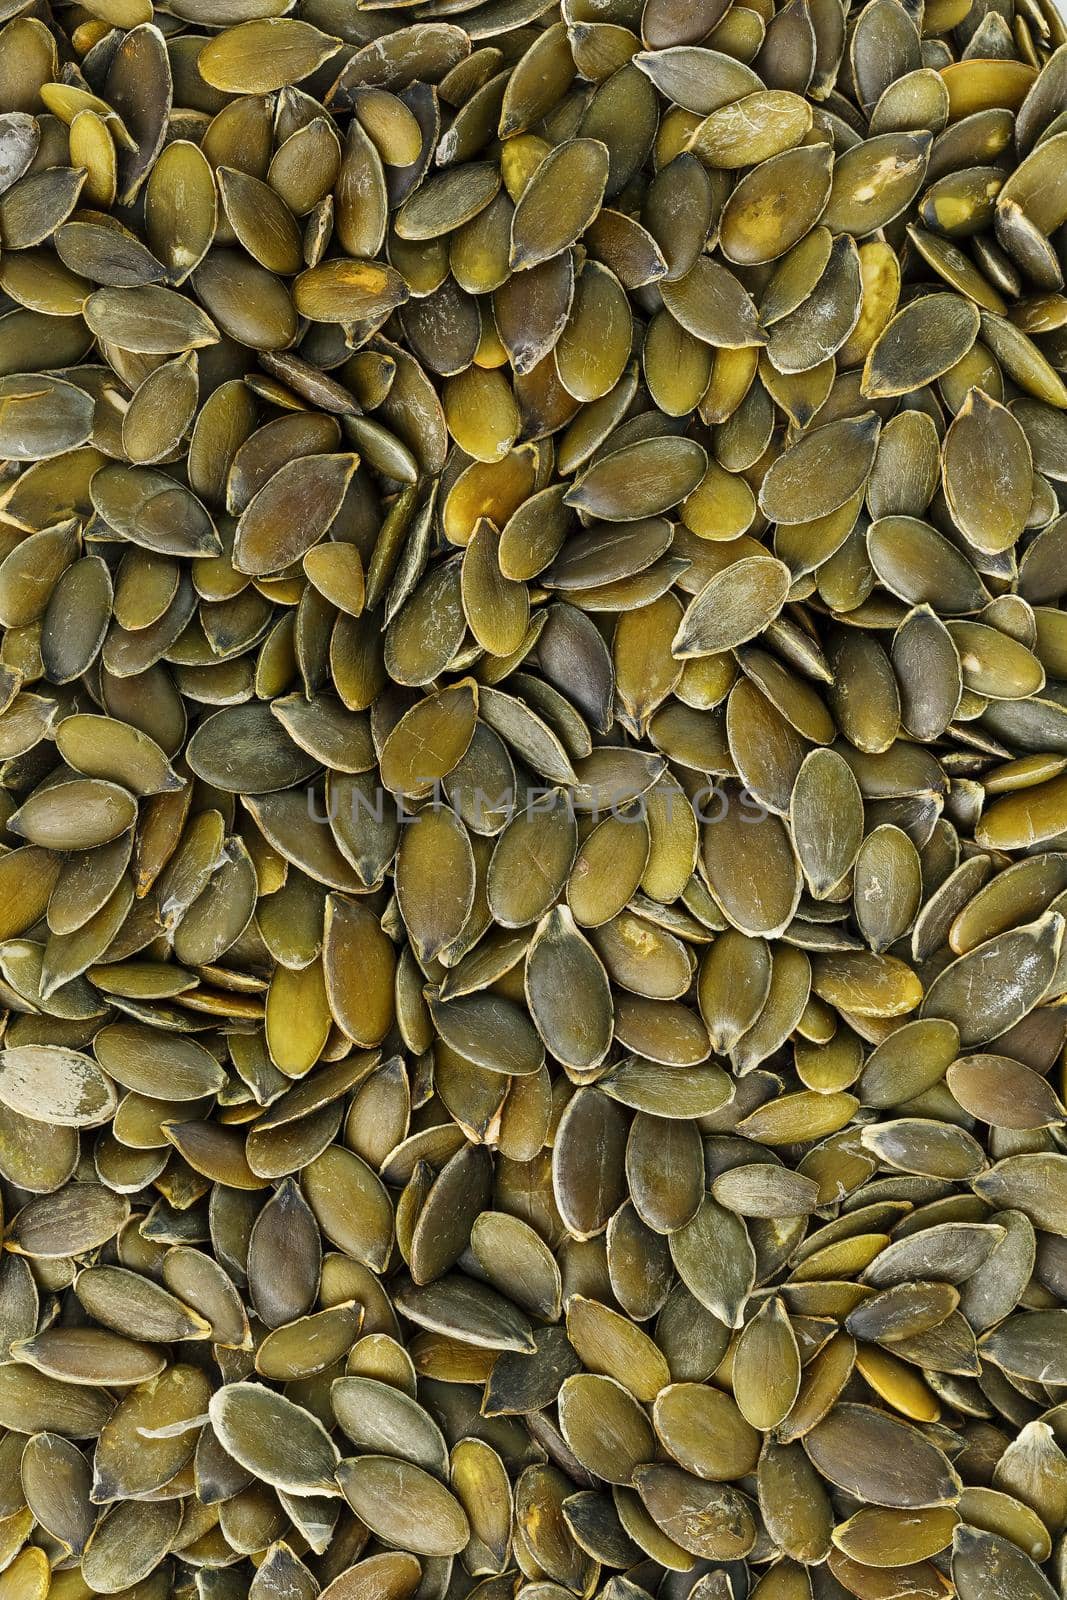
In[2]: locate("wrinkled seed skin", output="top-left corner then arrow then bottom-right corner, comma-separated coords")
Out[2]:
0,0 -> 1066,1596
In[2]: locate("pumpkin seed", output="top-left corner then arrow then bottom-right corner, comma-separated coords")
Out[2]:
0,5 -> 1062,1592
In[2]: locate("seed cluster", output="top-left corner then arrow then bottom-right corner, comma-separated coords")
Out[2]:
1,0 -> 1067,1597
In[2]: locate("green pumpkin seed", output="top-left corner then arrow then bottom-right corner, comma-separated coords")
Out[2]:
209,1383 -> 340,1498
633,1463 -> 756,1558
197,19 -> 342,93
558,1373 -> 656,1484
804,1403 -> 960,1508
0,2 -> 1061,1583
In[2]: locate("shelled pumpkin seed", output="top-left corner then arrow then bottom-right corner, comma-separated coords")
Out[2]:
1,0 -> 1067,1596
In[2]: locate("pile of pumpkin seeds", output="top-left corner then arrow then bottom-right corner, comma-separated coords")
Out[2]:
4,0 -> 1067,1593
